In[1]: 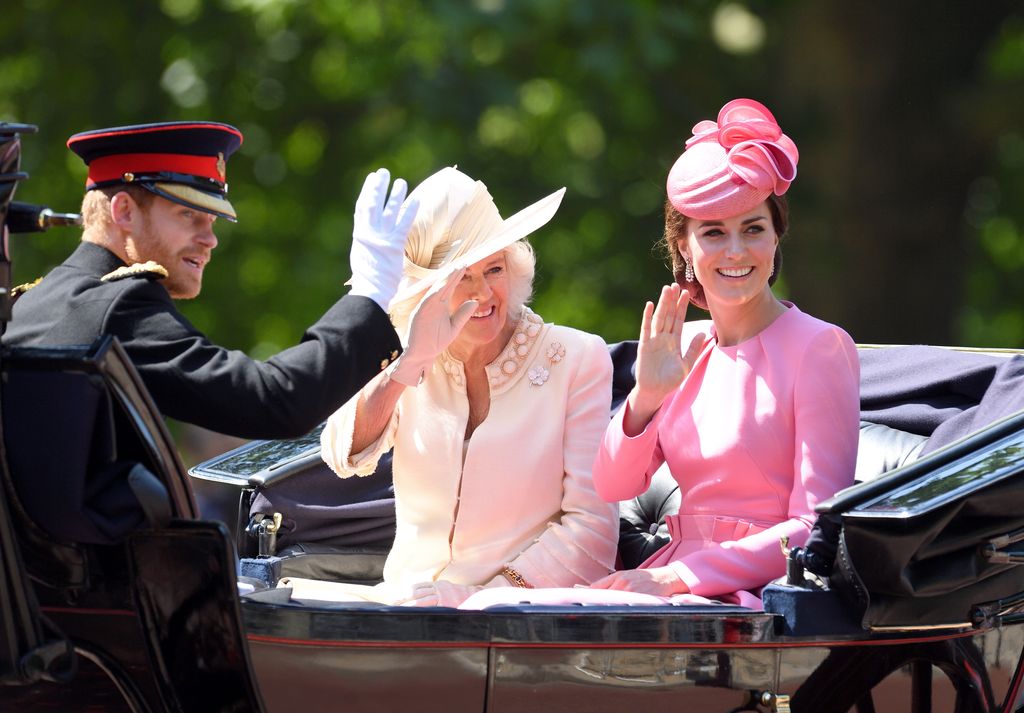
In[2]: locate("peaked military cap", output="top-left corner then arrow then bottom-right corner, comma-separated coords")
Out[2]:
67,121 -> 243,221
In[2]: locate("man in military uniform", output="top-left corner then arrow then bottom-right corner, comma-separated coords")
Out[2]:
3,121 -> 416,440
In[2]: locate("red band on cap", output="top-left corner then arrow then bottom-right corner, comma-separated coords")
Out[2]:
86,153 -> 225,187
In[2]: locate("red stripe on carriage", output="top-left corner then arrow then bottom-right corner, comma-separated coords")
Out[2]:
246,628 -> 980,650
246,635 -> 491,649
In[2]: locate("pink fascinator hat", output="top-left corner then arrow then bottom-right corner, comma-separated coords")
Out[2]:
666,98 -> 798,220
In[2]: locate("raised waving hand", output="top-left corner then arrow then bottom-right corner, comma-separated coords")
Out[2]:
623,283 -> 706,436
389,268 -> 478,387
347,168 -> 419,311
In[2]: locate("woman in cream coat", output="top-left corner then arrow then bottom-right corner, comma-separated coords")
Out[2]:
313,167 -> 617,608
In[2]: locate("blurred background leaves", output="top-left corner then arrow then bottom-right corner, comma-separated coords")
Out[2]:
3,0 -> 1023,457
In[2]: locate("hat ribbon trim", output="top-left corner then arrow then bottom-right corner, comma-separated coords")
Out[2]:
86,153 -> 224,187
727,140 -> 797,195
68,122 -> 243,144
402,182 -> 503,283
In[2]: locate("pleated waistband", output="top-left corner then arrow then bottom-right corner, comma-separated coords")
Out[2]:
665,513 -> 771,544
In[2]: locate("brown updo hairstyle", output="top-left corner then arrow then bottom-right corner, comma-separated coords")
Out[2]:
659,193 -> 789,310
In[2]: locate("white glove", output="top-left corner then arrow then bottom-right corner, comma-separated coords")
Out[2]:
347,168 -> 418,310
389,268 -> 478,387
398,580 -> 482,608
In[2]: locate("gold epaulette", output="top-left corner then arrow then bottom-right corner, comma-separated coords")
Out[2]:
101,261 -> 169,282
10,277 -> 42,297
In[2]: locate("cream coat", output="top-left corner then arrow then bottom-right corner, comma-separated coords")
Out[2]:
321,308 -> 618,588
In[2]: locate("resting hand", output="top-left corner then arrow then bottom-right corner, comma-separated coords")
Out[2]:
398,580 -> 482,608
389,268 -> 478,386
348,168 -> 419,310
625,283 -> 705,432
588,567 -> 689,597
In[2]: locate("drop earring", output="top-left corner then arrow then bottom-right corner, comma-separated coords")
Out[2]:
684,258 -> 694,283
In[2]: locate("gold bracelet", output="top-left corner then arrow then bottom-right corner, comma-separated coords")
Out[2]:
501,565 -> 533,589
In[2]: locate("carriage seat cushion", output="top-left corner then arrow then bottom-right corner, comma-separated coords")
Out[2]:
240,543 -> 390,589
275,542 -> 389,584
616,420 -> 928,570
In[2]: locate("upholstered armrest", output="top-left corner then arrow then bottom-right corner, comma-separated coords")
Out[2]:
853,420 -> 928,483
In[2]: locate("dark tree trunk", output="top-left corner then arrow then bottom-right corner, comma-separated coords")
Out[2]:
773,0 -> 1014,344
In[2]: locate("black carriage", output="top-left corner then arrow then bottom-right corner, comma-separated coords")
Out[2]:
3,120 -> 1024,713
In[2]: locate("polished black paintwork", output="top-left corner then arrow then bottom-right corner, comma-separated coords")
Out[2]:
0,339 -> 264,712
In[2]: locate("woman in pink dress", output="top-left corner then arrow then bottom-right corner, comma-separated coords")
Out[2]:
583,98 -> 860,608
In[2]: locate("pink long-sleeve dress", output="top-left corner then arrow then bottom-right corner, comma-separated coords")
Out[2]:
591,302 -> 860,608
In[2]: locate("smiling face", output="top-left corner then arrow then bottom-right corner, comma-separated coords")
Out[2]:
449,251 -> 513,360
678,201 -> 778,312
126,195 -> 219,299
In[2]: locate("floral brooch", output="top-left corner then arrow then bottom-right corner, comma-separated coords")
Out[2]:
529,341 -> 568,387
528,366 -> 550,386
546,342 -> 565,364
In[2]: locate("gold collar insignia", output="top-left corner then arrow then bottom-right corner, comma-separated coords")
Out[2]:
101,261 -> 169,282
11,277 -> 42,297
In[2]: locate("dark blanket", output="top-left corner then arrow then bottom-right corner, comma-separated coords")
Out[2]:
858,345 -> 1024,456
609,340 -> 640,415
248,452 -> 396,550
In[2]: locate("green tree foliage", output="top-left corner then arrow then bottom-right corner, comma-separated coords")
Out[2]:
959,15 -> 1024,347
2,0 -> 1022,358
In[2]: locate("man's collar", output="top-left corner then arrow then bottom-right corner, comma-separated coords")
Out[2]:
67,240 -> 128,274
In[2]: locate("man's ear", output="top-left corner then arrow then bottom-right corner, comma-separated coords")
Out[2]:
109,191 -> 139,230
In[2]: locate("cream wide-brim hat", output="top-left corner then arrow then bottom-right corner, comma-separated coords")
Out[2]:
389,166 -> 566,307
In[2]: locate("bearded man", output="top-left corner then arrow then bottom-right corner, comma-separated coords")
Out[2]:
3,121 -> 416,439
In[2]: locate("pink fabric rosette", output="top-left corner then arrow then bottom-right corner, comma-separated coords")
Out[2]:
666,98 -> 799,221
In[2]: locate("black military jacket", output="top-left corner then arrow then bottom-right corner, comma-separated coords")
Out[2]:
3,241 -> 401,439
